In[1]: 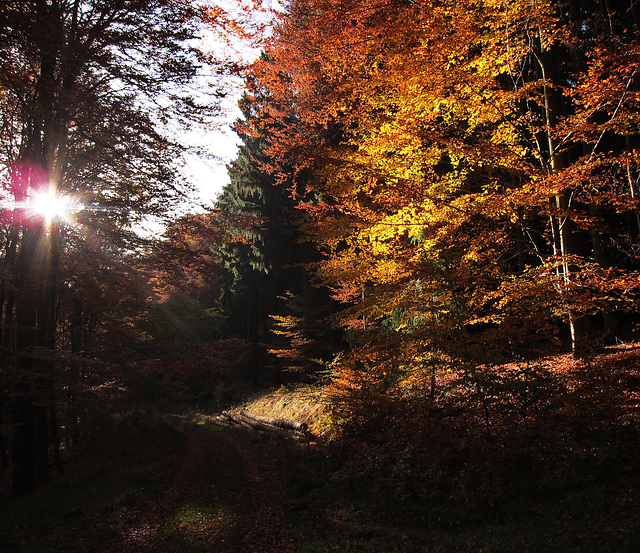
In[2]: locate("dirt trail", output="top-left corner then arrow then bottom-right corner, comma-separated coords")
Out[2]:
100,429 -> 209,553
100,420 -> 297,553
220,431 -> 297,553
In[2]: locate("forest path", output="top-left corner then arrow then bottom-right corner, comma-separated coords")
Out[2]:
1,409 -> 308,553
98,414 -> 299,553
218,428 -> 298,553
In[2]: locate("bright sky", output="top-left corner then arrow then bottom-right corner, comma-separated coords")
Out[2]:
179,0 -> 270,211
180,95 -> 243,209
1,2 -> 272,237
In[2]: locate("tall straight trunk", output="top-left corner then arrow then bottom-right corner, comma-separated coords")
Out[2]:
49,386 -> 63,474
12,220 -> 46,492
625,135 -> 640,235
0,400 -> 9,469
48,226 -> 63,472
34,403 -> 48,484
0,222 -> 20,360
0,221 -> 19,472
11,396 -> 35,494
555,189 -> 590,352
589,204 -> 619,339
67,304 -> 85,447
536,31 -> 587,355
10,0 -> 66,491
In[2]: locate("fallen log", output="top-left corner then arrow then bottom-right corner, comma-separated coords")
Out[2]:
240,409 -> 309,434
223,410 -> 280,432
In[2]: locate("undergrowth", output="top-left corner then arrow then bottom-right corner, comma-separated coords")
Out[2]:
246,344 -> 640,552
3,345 -> 640,552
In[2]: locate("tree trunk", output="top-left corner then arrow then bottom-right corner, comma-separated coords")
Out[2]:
9,0 -> 65,492
535,31 -> 588,355
66,304 -> 85,447
0,400 -> 10,470
49,392 -> 63,474
34,403 -> 49,484
240,409 -> 309,433
11,396 -> 35,494
589,204 -> 619,340
12,221 -> 47,491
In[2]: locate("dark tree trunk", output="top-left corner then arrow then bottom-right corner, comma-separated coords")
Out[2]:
11,396 -> 35,494
0,400 -> 9,469
34,403 -> 49,484
12,219 -> 47,491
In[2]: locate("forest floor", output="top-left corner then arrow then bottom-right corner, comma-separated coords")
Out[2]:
2,406 -> 640,553
2,346 -> 640,552
0,410 -> 300,553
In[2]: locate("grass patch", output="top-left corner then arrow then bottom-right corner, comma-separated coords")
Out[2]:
242,384 -> 332,437
158,502 -> 241,551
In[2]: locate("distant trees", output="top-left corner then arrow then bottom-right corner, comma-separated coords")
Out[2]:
142,70 -> 339,388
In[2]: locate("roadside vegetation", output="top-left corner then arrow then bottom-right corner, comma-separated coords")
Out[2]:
2,343 -> 639,553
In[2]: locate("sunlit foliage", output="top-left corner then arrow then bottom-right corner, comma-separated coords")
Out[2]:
244,0 -> 640,432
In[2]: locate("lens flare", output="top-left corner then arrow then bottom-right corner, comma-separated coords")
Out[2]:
30,189 -> 78,223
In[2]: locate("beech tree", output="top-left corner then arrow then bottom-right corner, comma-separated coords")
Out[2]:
245,0 -> 640,431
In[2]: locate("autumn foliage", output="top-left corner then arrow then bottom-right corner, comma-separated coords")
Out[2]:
3,0 -> 640,498
231,0 -> 640,434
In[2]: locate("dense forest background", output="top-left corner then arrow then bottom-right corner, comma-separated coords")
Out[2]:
1,5 -> 640,547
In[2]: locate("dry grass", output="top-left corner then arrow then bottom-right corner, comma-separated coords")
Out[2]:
242,385 -> 332,437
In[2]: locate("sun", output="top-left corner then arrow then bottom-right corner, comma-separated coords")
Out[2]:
30,189 -> 77,223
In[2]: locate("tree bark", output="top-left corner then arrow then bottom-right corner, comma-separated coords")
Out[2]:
0,400 -> 10,470
240,409 -> 309,433
535,29 -> 588,355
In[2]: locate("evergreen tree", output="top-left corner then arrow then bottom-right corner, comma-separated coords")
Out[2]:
216,72 -> 337,384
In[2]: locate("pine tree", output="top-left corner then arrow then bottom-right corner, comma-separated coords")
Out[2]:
216,71 -> 335,384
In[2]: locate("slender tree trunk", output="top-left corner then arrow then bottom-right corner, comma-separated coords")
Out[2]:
589,204 -> 619,339
12,221 -> 46,492
11,396 -> 35,493
556,190 -> 591,353
48,226 -> 63,473
536,32 -> 588,354
34,403 -> 49,484
49,389 -> 63,474
0,224 -> 19,472
625,135 -> 640,235
0,400 -> 9,469
67,303 -> 84,447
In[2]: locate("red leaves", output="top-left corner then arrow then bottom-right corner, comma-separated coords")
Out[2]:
149,212 -> 231,300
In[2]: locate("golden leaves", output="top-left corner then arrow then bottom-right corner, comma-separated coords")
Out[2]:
246,0 -> 640,407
